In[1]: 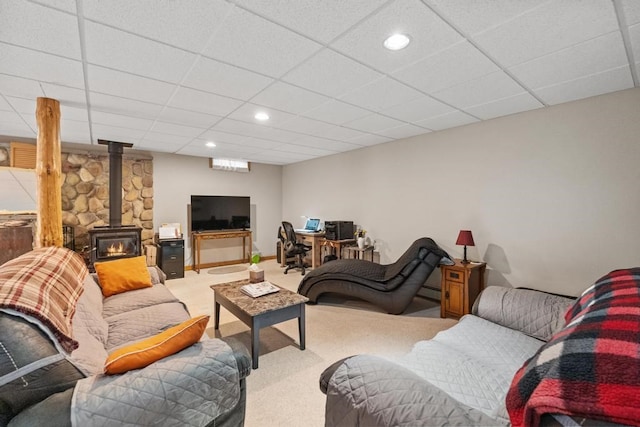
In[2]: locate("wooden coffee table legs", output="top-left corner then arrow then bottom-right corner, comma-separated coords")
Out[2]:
214,300 -> 306,369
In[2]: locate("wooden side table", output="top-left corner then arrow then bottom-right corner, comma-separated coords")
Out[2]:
344,245 -> 374,262
440,259 -> 486,319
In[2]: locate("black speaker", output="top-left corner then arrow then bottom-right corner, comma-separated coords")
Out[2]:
325,221 -> 354,240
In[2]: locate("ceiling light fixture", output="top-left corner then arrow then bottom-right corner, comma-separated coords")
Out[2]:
205,141 -> 216,148
254,112 -> 269,121
383,33 -> 410,51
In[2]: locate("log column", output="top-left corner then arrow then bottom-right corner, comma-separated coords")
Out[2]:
35,97 -> 63,248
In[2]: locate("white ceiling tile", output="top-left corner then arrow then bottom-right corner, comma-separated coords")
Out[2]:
60,120 -> 91,143
90,92 -> 164,119
156,107 -> 221,129
250,82 -> 329,114
379,95 -> 455,122
509,32 -> 628,90
85,22 -> 197,83
60,105 -> 89,122
392,41 -> 500,93
91,123 -> 146,143
332,0 -> 463,73
32,0 -> 77,14
426,0 -> 544,36
213,118 -> 299,143
340,77 -> 423,112
465,93 -> 543,120
5,96 -> 36,115
188,139 -> 258,154
276,116 -> 364,141
82,0 -> 232,52
136,140 -> 184,153
271,143 -> 336,156
283,49 -> 383,98
90,111 -> 153,131
475,1 -> 620,67
620,0 -> 640,26
0,97 -> 11,111
0,75 -> 45,100
0,122 -> 36,137
376,124 -> 430,139
227,104 -> 297,127
434,71 -> 525,109
199,129 -> 250,145
41,84 -> 87,108
0,1 -> 81,59
0,44 -> 85,89
150,121 -> 206,138
241,137 -> 282,150
629,23 -> 640,63
414,111 -> 479,131
232,0 -> 388,43
168,87 -> 243,117
290,136 -> 362,152
348,133 -> 393,147
0,110 -> 33,133
301,100 -> 370,125
182,57 -> 274,100
88,65 -> 175,105
140,131 -> 193,145
533,66 -> 634,105
343,113 -> 406,133
203,7 -> 321,78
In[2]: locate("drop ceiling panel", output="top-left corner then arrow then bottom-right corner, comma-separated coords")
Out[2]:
213,118 -> 299,143
168,87 -> 243,117
156,107 -> 221,129
379,95 -> 456,122
533,66 -> 634,105
59,105 -> 89,122
271,143 -> 337,156
85,23 -> 197,83
301,100 -> 371,125
232,0 -> 389,43
139,132 -> 192,145
433,71 -> 525,109
509,32 -> 629,90
340,77 -> 423,112
82,0 -> 232,52
415,111 -> 479,131
0,110 -> 34,135
0,1 -> 81,59
621,0 -> 640,25
182,57 -> 274,100
283,49 -> 383,97
426,0 -> 544,36
0,44 -> 85,89
5,97 -> 36,115
88,65 -> 175,105
240,137 -> 283,150
91,124 -> 147,143
291,135 -> 362,151
227,104 -> 297,127
0,97 -> 11,111
250,82 -> 329,115
465,93 -> 543,121
629,23 -> 640,61
276,116 -> 364,141
198,129 -> 250,145
392,41 -> 500,93
344,113 -> 407,133
348,133 -> 393,147
0,75 -> 44,100
60,120 -> 91,143
41,84 -> 87,107
89,93 -> 164,119
376,124 -> 429,139
332,0 -> 463,74
202,7 -> 322,78
474,1 -> 620,68
149,121 -> 206,138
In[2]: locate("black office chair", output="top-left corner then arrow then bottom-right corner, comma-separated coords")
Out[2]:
282,221 -> 311,275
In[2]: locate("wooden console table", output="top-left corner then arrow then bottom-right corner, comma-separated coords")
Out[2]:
192,230 -> 252,273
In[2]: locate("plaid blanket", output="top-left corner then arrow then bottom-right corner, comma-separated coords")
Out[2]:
506,268 -> 640,427
0,247 -> 88,353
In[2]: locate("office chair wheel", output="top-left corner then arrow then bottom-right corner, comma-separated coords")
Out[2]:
284,270 -> 288,274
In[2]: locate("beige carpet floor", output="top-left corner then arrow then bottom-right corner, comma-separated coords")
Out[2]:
165,259 -> 457,426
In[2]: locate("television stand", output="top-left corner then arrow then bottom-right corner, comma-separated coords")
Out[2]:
191,230 -> 252,273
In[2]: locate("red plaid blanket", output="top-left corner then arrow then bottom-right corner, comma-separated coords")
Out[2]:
506,268 -> 640,426
0,247 -> 87,353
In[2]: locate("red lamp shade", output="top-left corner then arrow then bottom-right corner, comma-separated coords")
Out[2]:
456,230 -> 475,247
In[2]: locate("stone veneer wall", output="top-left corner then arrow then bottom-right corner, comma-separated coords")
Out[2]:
61,152 -> 153,251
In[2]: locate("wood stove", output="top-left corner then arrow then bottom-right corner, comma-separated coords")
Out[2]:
88,139 -> 142,270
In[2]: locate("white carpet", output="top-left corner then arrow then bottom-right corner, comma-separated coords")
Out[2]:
165,259 -> 457,426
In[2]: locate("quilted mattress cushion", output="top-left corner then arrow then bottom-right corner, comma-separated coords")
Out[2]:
393,315 -> 544,421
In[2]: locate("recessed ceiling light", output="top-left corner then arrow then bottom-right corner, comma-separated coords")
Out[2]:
254,112 -> 269,121
383,33 -> 410,51
205,141 -> 216,148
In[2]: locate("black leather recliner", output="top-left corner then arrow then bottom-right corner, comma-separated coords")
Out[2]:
297,237 -> 452,314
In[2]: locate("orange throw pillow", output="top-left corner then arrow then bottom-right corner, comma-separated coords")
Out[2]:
94,256 -> 152,297
104,315 -> 210,375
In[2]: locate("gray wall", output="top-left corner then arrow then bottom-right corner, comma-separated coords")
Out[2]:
153,153 -> 282,267
282,88 -> 640,296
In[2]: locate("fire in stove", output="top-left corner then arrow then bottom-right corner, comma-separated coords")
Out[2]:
106,241 -> 126,256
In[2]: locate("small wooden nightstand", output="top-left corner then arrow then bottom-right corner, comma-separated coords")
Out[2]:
440,259 -> 486,319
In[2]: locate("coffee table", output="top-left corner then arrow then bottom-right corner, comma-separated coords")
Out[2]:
210,279 -> 309,369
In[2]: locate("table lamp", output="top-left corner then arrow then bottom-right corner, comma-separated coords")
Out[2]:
455,230 -> 475,264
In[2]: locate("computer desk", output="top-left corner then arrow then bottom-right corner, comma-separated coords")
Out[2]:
280,231 -> 325,270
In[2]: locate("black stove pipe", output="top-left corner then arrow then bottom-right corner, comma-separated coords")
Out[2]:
97,139 -> 133,228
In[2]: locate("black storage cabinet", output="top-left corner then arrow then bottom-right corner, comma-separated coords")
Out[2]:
157,238 -> 185,280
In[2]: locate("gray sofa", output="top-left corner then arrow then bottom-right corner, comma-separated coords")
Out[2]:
0,247 -> 250,426
320,286 -> 575,426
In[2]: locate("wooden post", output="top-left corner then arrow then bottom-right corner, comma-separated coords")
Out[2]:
35,97 -> 63,248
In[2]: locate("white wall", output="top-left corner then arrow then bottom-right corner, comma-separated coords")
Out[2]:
283,88 -> 640,296
153,153 -> 282,266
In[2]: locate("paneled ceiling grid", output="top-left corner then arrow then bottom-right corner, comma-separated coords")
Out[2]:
0,0 -> 637,165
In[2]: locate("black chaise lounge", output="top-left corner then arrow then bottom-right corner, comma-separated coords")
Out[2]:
297,237 -> 452,314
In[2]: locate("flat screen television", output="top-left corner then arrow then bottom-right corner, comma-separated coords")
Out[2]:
190,195 -> 250,232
